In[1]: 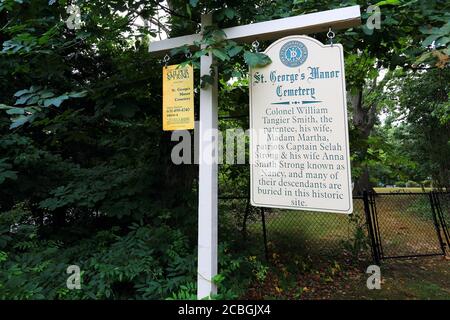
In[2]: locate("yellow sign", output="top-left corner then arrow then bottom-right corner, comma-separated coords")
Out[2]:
163,64 -> 194,131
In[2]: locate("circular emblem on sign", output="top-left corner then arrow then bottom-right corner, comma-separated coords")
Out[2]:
279,40 -> 308,67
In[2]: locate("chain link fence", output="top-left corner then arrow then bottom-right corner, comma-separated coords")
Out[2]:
433,192 -> 450,249
371,192 -> 445,259
220,192 -> 448,262
220,196 -> 369,261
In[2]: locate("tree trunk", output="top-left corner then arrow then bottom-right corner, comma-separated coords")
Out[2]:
350,88 -> 377,195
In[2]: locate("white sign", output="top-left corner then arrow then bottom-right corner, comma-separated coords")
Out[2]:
250,35 -> 352,214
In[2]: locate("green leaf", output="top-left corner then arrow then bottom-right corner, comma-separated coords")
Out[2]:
26,95 -> 40,105
224,8 -> 235,19
68,91 -> 88,98
170,45 -> 189,56
39,91 -> 55,99
375,0 -> 401,6
231,70 -> 242,78
439,22 -> 450,34
436,37 -> 450,47
211,48 -> 229,61
15,93 -> 35,105
186,3 -> 192,18
179,60 -> 192,68
212,273 -> 225,284
10,115 -> 32,129
14,89 -> 31,97
193,49 -> 207,59
413,51 -> 433,65
6,108 -> 25,115
227,45 -> 243,57
422,35 -> 440,47
189,0 -> 199,7
43,95 -> 69,108
0,170 -> 18,184
200,75 -> 214,88
244,51 -> 272,68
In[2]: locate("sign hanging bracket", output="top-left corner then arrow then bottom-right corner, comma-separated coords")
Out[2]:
327,27 -> 335,46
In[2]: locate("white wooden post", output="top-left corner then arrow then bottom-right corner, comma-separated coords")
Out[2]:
197,14 -> 218,299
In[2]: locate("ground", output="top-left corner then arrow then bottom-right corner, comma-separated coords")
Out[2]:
244,256 -> 450,300
344,257 -> 450,300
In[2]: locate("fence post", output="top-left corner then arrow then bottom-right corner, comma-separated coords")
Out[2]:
363,190 -> 380,265
369,191 -> 384,258
260,208 -> 269,261
242,199 -> 250,241
429,192 -> 447,256
432,192 -> 450,248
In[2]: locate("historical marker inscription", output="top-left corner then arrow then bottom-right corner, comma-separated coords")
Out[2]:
250,36 -> 352,214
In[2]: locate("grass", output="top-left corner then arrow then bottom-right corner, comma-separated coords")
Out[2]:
335,257 -> 450,300
265,212 -> 350,238
373,187 -> 440,193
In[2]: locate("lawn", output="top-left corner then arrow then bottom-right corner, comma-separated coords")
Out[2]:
373,187 -> 438,193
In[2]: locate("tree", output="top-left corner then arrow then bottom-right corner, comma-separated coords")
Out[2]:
385,68 -> 450,188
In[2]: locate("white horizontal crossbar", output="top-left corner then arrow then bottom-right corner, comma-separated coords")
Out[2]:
149,5 -> 361,55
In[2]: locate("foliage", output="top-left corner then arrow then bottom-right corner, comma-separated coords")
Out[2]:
341,212 -> 370,260
384,68 -> 450,188
0,218 -> 197,299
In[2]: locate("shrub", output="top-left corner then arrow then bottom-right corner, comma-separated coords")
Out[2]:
0,215 -> 256,300
395,181 -> 406,187
405,180 -> 420,188
422,180 -> 433,187
0,222 -> 198,299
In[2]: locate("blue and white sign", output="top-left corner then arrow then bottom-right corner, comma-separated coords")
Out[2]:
249,35 -> 353,214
